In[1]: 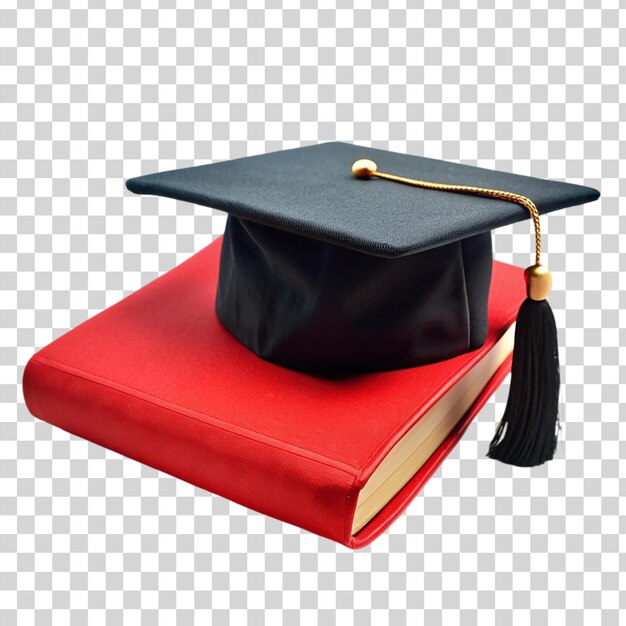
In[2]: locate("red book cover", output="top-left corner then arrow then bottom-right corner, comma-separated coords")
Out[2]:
23,237 -> 525,548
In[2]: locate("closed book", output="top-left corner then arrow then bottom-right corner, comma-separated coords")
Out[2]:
24,237 -> 525,548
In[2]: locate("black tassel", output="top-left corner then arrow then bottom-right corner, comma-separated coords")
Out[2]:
349,161 -> 563,466
487,297 -> 561,467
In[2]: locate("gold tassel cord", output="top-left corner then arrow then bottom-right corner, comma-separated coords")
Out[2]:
351,158 -> 543,269
352,158 -> 561,466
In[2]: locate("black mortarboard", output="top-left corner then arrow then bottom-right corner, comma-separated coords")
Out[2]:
126,141 -> 600,467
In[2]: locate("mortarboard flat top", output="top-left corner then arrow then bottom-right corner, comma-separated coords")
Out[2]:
126,141 -> 600,258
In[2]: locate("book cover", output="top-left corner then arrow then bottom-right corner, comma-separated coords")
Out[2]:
23,237 -> 525,548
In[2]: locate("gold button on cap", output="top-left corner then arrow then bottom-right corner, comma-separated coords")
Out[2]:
352,159 -> 378,178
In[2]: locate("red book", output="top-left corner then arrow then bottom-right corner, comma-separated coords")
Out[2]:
24,238 -> 525,548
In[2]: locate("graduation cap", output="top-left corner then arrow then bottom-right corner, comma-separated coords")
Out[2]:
126,141 -> 600,468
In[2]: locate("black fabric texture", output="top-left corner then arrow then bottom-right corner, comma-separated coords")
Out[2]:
215,216 -> 493,372
126,141 -> 600,259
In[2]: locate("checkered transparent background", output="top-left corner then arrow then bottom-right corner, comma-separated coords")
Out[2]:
2,2 -> 624,624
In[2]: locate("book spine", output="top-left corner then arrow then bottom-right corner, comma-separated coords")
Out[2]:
23,357 -> 357,545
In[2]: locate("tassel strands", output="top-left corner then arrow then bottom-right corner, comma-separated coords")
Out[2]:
487,265 -> 561,466
487,297 -> 560,466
